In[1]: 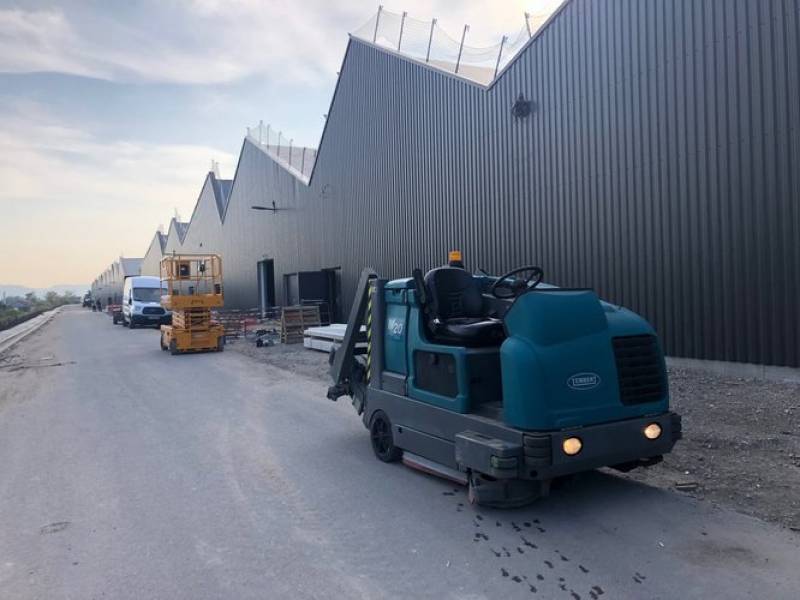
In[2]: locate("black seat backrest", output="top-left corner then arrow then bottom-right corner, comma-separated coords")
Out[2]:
412,268 -> 429,308
424,267 -> 484,321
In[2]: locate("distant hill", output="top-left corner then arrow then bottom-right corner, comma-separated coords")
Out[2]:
0,284 -> 89,299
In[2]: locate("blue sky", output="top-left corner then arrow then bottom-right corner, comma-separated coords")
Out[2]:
0,0 -> 559,287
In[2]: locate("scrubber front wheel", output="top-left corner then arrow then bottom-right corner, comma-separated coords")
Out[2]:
370,411 -> 402,463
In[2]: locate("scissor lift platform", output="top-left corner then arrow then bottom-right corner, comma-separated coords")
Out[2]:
159,254 -> 225,355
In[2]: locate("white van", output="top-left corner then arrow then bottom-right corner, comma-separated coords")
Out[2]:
122,276 -> 171,328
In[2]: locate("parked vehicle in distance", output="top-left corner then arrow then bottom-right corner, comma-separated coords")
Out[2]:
109,304 -> 123,325
82,293 -> 93,308
122,276 -> 171,329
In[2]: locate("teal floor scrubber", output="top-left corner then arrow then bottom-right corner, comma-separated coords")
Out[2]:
328,252 -> 681,507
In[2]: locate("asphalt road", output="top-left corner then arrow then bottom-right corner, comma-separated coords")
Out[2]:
1,306 -> 798,599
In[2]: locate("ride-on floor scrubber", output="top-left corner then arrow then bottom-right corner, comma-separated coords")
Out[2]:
159,254 -> 225,355
328,252 -> 682,507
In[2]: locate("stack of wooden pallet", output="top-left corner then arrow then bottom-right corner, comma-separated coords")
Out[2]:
281,305 -> 321,344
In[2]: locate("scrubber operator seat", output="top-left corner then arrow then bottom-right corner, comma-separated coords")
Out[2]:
423,267 -> 505,347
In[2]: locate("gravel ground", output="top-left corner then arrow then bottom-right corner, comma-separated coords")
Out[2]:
230,340 -> 800,531
621,368 -> 800,531
228,337 -> 331,380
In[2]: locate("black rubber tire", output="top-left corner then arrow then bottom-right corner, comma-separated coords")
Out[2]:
217,336 -> 225,352
369,411 -> 402,463
169,340 -> 178,356
160,333 -> 167,351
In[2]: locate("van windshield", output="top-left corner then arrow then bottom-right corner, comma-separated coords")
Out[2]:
132,288 -> 164,303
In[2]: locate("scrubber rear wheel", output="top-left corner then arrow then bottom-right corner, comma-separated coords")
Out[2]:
370,411 -> 402,463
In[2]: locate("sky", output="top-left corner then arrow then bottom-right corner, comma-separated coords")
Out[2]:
0,0 -> 562,288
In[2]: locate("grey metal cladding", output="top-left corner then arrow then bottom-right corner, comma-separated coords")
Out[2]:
140,233 -> 164,277
146,0 -> 800,368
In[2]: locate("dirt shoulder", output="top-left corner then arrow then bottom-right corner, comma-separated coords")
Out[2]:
229,340 -> 800,531
621,368 -> 800,530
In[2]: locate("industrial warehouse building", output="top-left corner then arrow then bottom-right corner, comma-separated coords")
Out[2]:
121,0 -> 799,368
91,257 -> 142,307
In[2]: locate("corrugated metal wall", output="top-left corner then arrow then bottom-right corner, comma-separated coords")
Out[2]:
140,0 -> 800,368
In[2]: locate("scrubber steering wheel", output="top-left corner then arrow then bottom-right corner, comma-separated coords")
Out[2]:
490,265 -> 544,299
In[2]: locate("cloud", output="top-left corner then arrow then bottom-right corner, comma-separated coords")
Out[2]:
0,103 -> 234,205
0,2 -> 351,85
0,101 -> 236,286
0,1 -> 563,85
0,9 -> 99,77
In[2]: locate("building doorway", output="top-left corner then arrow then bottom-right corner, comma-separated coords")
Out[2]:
281,268 -> 340,324
322,266 -> 341,323
257,259 -> 275,318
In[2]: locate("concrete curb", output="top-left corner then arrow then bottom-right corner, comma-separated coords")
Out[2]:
0,307 -> 62,356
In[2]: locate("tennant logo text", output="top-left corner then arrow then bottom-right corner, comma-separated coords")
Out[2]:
567,373 -> 602,391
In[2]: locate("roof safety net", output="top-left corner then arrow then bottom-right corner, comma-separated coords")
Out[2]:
351,7 -> 558,85
245,121 -> 317,182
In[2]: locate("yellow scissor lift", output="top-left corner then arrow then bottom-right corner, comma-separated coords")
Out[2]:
159,254 -> 225,355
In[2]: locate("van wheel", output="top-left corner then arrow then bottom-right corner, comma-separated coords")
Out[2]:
160,333 -> 167,351
370,411 -> 402,463
169,340 -> 178,355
